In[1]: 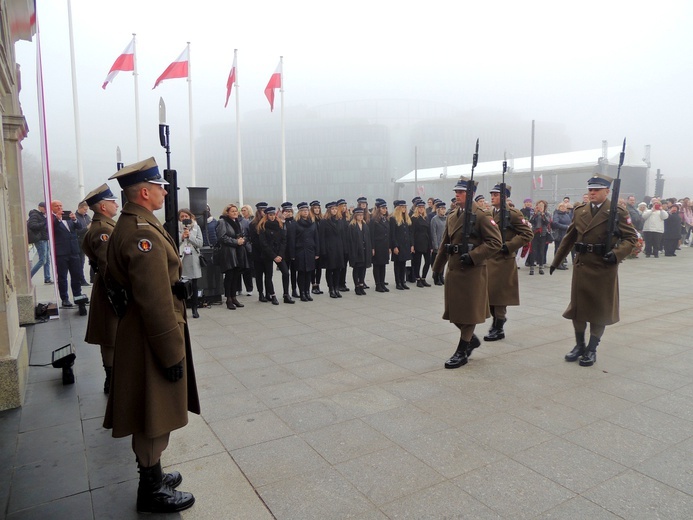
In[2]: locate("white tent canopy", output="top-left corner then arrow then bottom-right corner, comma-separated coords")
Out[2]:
396,146 -> 649,183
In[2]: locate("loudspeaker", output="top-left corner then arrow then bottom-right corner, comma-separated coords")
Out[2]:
188,186 -> 209,242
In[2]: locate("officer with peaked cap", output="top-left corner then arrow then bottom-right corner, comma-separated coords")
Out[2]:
550,173 -> 637,367
431,177 -> 502,368
484,184 -> 533,341
82,184 -> 120,393
103,157 -> 199,513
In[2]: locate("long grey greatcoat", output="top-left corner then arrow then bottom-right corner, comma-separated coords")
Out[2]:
551,200 -> 637,325
432,202 -> 503,324
104,202 -> 200,439
487,206 -> 534,306
83,213 -> 118,347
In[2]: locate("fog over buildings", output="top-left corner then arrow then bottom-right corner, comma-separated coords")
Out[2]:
14,0 -> 693,212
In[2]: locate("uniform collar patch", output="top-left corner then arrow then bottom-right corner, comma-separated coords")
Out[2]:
137,239 -> 153,252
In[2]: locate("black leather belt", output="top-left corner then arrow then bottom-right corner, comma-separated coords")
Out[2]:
446,243 -> 476,254
574,242 -> 606,254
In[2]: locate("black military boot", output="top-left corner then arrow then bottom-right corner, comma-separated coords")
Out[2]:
483,319 -> 506,342
136,462 -> 195,514
103,366 -> 112,394
163,470 -> 183,488
565,331 -> 586,362
300,292 -> 309,302
305,291 -> 313,301
444,339 -> 470,369
466,334 -> 481,357
283,294 -> 295,304
579,336 -> 600,367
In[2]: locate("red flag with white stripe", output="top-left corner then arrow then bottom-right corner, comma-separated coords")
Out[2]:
224,54 -> 237,108
153,46 -> 189,89
264,60 -> 282,112
102,39 -> 135,89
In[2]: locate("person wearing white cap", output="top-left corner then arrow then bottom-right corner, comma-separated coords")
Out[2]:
104,157 -> 199,513
550,173 -> 638,367
82,183 -> 119,393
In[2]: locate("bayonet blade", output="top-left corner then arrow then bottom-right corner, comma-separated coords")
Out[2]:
159,97 -> 167,125
116,146 -> 122,163
619,137 -> 626,167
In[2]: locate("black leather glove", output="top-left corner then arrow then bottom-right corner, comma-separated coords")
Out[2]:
460,253 -> 474,266
603,252 -> 617,264
164,362 -> 184,382
549,266 -> 556,275
500,244 -> 509,255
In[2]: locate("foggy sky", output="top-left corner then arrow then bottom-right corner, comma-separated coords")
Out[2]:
14,0 -> 693,202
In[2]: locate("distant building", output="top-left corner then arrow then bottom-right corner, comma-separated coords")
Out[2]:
195,100 -> 571,211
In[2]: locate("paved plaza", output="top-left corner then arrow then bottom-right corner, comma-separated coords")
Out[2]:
1,248 -> 692,519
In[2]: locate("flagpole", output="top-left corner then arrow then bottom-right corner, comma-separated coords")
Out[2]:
234,49 -> 243,207
280,56 -> 286,201
67,0 -> 84,199
187,42 -> 196,186
132,33 -> 141,160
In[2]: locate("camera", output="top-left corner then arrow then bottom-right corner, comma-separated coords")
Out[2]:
182,218 -> 193,227
62,210 -> 71,219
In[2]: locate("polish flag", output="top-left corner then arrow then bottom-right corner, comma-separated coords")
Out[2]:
102,39 -> 134,89
264,60 -> 282,112
538,174 -> 544,189
532,175 -> 536,190
153,47 -> 189,89
224,54 -> 237,108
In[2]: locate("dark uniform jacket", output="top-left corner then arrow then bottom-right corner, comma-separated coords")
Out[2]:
258,219 -> 286,260
216,216 -> 250,272
104,202 -> 200,439
432,202 -> 503,324
347,222 -> 372,268
551,200 -> 637,325
487,206 -> 533,306
319,217 -> 346,270
410,215 -> 432,253
83,213 -> 118,347
370,216 -> 390,265
389,217 -> 413,262
288,217 -> 319,272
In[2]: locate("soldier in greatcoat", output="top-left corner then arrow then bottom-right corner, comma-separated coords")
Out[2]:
550,174 -> 637,366
484,184 -> 534,341
82,184 -> 119,393
432,178 -> 502,369
104,157 -> 199,514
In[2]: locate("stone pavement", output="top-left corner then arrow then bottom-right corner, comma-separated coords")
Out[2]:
1,248 -> 692,519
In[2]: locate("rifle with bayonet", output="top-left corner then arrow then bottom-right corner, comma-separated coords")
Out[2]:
604,138 -> 626,254
459,139 -> 479,267
499,151 -> 508,249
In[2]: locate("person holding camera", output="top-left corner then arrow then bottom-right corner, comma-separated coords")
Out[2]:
216,203 -> 250,310
50,200 -> 86,307
642,198 -> 668,258
178,209 -> 203,318
105,157 -> 199,514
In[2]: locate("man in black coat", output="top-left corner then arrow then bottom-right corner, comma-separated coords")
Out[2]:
50,200 -> 85,307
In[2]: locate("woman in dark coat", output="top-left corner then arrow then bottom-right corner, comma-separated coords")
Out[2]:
310,201 -> 324,295
347,208 -> 373,295
663,204 -> 682,256
216,204 -> 250,309
370,200 -> 390,292
257,207 -> 294,304
390,200 -> 413,290
528,200 -> 551,275
320,202 -> 347,298
410,201 -> 432,287
287,202 -> 320,302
